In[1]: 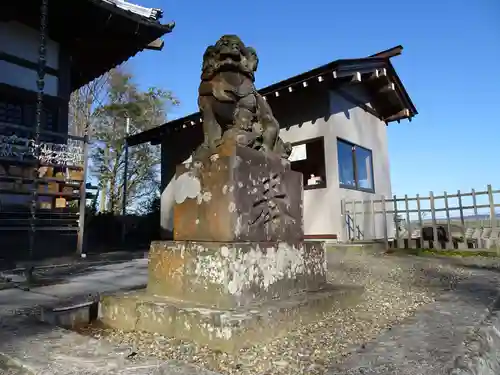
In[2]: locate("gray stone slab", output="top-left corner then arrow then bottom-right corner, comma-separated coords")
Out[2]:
0,259 -> 149,320
89,259 -> 148,273
100,284 -> 361,353
31,264 -> 147,299
0,289 -> 60,314
0,259 -> 220,374
0,316 -> 220,374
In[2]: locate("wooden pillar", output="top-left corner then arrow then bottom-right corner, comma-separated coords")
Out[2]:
57,44 -> 71,136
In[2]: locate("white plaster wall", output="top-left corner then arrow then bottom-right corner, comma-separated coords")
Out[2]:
160,156 -> 193,233
160,85 -> 394,241
0,21 -> 59,95
0,22 -> 59,68
279,84 -> 394,241
279,110 -> 333,236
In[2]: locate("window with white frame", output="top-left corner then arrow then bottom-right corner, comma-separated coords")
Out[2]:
337,138 -> 374,192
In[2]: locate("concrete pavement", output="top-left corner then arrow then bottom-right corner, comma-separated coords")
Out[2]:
0,259 -> 219,375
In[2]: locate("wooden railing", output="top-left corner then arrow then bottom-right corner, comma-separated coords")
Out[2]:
0,121 -> 93,257
342,185 -> 500,250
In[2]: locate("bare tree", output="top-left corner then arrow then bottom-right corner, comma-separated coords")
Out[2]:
68,73 -> 110,137
91,68 -> 178,213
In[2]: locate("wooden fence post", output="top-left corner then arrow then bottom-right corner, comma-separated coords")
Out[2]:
416,194 -> 425,248
405,194 -> 411,249
370,198 -> 376,240
488,184 -> 496,228
352,200 -> 357,241
429,191 -> 439,249
457,190 -> 465,229
393,195 -> 400,248
471,189 -> 478,228
382,195 -> 389,249
444,191 -> 453,249
341,199 -> 346,242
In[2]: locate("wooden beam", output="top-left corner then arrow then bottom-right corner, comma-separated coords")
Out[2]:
351,72 -> 362,83
336,87 -> 383,121
379,82 -> 395,93
333,67 -> 378,81
368,68 -> 387,81
384,109 -> 410,122
0,52 -> 59,76
369,45 -> 403,59
144,38 -> 164,51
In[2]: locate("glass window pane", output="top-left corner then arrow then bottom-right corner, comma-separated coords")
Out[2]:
355,146 -> 373,190
337,140 -> 355,187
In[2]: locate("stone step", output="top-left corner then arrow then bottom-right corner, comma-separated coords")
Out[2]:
99,284 -> 363,353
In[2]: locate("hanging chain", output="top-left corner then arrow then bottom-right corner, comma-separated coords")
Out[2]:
28,0 -> 48,270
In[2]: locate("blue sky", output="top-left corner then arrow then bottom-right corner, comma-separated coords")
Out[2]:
127,0 -> 500,197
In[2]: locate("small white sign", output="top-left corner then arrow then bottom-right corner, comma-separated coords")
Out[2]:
289,144 -> 307,162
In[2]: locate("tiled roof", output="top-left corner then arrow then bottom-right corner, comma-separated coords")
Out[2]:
100,0 -> 163,20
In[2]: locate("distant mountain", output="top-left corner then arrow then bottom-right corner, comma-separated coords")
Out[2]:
409,213 -> 500,225
453,213 -> 500,220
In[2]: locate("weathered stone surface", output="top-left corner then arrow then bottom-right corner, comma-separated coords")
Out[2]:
146,240 -> 326,308
173,144 -> 303,242
0,316 -> 219,374
99,284 -> 361,353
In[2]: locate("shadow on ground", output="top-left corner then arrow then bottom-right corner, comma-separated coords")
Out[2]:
0,252 -> 499,375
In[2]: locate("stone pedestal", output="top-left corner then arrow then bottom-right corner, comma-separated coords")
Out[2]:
173,144 -> 304,242
99,241 -> 359,352
98,144 -> 344,352
146,241 -> 327,308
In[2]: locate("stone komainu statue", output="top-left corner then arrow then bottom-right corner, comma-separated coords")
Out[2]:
194,35 -> 292,162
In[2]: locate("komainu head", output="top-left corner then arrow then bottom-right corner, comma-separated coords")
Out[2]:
201,35 -> 259,81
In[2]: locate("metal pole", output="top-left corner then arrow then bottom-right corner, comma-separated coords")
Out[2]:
76,134 -> 89,255
122,117 -> 130,216
121,117 -> 130,246
26,0 -> 48,284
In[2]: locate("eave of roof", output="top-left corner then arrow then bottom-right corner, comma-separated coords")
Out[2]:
99,0 -> 163,20
70,0 -> 174,89
87,0 -> 172,30
127,46 -> 417,147
3,0 -> 174,91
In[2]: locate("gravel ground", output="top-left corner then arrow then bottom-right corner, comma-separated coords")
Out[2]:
0,355 -> 32,375
70,251 -> 488,375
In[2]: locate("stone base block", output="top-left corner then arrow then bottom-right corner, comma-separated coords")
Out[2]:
99,284 -> 362,353
173,144 -> 304,242
147,240 -> 327,308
